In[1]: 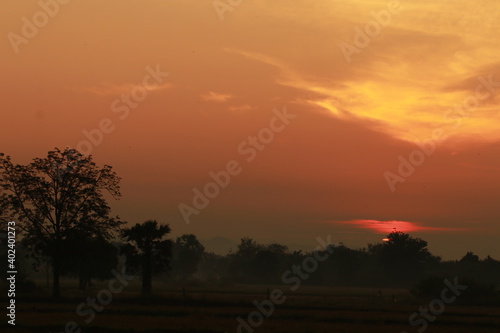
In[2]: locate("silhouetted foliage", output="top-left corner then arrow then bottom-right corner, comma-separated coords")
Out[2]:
457,278 -> 498,305
197,251 -> 231,285
121,220 -> 172,295
371,231 -> 440,286
0,148 -> 123,298
411,276 -> 446,298
192,232 -> 500,292
228,238 -> 295,284
460,251 -> 480,263
61,237 -> 119,291
171,234 -> 205,280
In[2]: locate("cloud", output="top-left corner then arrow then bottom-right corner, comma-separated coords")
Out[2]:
200,91 -> 233,102
223,0 -> 500,144
337,220 -> 467,234
228,104 -> 254,111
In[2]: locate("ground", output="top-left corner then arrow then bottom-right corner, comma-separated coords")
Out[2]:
2,281 -> 500,333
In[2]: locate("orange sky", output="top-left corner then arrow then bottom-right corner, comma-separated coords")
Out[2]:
2,0 -> 500,259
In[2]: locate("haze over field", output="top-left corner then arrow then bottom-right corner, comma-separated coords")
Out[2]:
2,0 -> 500,259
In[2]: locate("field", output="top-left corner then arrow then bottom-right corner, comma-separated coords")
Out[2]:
2,280 -> 500,333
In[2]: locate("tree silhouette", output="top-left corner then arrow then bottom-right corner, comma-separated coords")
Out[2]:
324,244 -> 361,286
254,243 -> 289,283
0,148 -> 123,298
0,229 -> 8,282
377,231 -> 438,285
460,251 -> 480,263
229,237 -> 263,282
61,236 -> 119,291
172,234 -> 205,280
121,220 -> 172,295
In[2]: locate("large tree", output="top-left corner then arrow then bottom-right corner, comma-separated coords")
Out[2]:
121,220 -> 172,295
377,231 -> 439,285
0,148 -> 123,298
60,236 -> 119,291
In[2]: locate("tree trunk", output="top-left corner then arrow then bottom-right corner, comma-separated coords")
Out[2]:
52,251 -> 61,298
142,254 -> 152,295
79,271 -> 86,291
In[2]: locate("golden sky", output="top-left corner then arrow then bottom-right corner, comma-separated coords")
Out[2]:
2,0 -> 500,258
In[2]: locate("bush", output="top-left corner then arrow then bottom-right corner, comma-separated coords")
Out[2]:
411,276 -> 445,298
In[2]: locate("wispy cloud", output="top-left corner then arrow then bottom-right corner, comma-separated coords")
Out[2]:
228,104 -> 254,111
224,48 -> 294,75
200,91 -> 233,102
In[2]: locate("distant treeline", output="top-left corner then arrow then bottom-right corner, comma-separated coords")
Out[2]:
195,233 -> 500,290
3,231 -> 500,295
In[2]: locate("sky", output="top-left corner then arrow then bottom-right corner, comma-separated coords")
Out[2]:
1,0 -> 500,259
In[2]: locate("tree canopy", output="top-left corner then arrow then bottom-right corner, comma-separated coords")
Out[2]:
0,148 -> 123,297
172,234 -> 205,280
121,220 -> 172,295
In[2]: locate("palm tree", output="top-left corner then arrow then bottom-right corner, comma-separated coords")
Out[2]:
121,220 -> 172,295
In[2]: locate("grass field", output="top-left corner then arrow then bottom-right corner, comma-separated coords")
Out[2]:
2,280 -> 500,333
